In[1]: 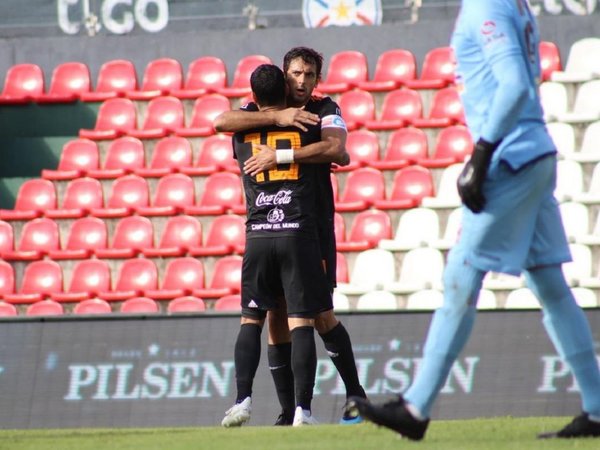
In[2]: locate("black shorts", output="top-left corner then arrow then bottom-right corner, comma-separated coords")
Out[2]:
241,236 -> 333,319
319,227 -> 337,290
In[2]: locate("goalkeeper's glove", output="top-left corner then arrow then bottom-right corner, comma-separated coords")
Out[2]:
457,138 -> 500,213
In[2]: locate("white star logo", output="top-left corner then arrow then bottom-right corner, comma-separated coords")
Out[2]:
148,344 -> 161,356
388,339 -> 402,351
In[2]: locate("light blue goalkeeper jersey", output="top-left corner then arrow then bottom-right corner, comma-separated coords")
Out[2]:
451,0 -> 556,170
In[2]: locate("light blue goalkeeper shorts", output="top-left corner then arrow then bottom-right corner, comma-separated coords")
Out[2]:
452,153 -> 571,276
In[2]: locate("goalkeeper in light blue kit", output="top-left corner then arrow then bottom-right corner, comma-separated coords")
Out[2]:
347,0 -> 600,440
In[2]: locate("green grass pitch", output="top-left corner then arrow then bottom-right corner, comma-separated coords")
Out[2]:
0,417 -> 599,450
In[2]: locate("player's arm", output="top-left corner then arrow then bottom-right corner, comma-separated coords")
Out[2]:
214,108 -> 320,133
473,3 -> 531,143
242,109 -> 350,175
457,3 -> 532,213
244,136 -> 341,177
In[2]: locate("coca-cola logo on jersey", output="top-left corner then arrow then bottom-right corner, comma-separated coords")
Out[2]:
255,190 -> 292,207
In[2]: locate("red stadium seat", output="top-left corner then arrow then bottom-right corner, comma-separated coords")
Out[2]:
127,58 -> 183,100
80,59 -> 138,102
540,41 -> 562,82
0,63 -> 44,104
129,137 -> 184,177
372,127 -> 428,170
335,129 -> 380,172
318,51 -> 369,94
73,298 -> 112,315
142,214 -> 202,258
366,88 -> 422,130
193,255 -> 242,299
358,49 -> 417,92
89,136 -> 146,179
175,94 -> 231,138
413,86 -> 465,128
100,259 -> 158,302
5,260 -> 63,304
214,294 -> 242,312
136,136 -> 193,178
37,62 -> 91,103
49,216 -> 108,260
335,167 -> 386,212
26,299 -> 64,316
218,54 -> 272,97
145,257 -> 206,300
337,89 -> 375,131
336,251 -> 349,284
405,46 -> 455,89
46,177 -> 104,219
171,56 -> 227,98
129,96 -> 185,139
52,259 -> 112,303
374,165 -> 434,210
334,212 -> 346,245
119,296 -> 160,313
3,217 -> 59,261
0,179 -> 57,221
0,261 -> 15,299
185,172 -> 244,216
0,220 -> 14,255
95,215 -> 154,259
418,125 -> 473,168
92,174 -> 149,218
337,209 -> 392,252
0,301 -> 17,317
167,296 -> 206,313
137,173 -> 196,216
182,134 -> 238,176
42,139 -> 100,180
189,214 -> 245,257
79,98 -> 137,140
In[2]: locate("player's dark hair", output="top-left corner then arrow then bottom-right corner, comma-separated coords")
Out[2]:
250,64 -> 287,107
283,47 -> 324,80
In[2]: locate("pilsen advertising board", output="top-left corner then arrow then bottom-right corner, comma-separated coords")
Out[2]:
1,310 -> 599,428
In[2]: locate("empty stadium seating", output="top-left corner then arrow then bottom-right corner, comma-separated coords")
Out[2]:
2,39 -> 599,317
36,62 -> 91,103
0,63 -> 44,103
126,57 -> 183,100
358,48 -> 417,92
73,298 -> 113,315
405,46 -> 455,89
80,59 -> 138,102
318,50 -> 369,94
218,54 -> 272,98
171,56 -> 227,97
167,296 -> 206,313
79,97 -> 137,140
145,257 -> 206,300
0,179 -> 56,221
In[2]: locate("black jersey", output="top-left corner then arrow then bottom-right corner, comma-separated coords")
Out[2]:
305,96 -> 341,286
235,98 -> 343,285
233,119 -> 323,240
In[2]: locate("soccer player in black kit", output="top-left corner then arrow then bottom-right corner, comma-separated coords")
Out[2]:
221,63 -> 341,427
218,48 -> 366,427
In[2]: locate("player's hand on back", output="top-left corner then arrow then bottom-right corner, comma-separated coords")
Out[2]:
274,108 -> 319,131
244,144 -> 276,176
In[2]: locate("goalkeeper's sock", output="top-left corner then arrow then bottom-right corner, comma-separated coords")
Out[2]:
526,265 -> 600,417
405,250 -> 484,417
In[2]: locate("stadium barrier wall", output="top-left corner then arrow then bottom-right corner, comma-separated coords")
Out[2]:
1,14 -> 599,89
1,309 -> 599,429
